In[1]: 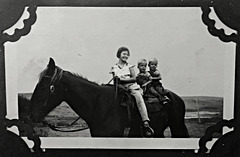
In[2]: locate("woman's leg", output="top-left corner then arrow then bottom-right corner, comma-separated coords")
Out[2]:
131,89 -> 154,137
131,89 -> 150,122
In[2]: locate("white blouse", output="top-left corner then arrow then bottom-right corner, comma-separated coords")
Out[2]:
110,63 -> 141,90
111,63 -> 134,79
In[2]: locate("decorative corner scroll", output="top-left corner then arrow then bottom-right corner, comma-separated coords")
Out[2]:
1,1 -> 37,44
201,6 -> 239,43
197,119 -> 235,155
4,118 -> 43,155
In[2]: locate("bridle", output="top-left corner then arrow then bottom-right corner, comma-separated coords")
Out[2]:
39,67 -> 63,108
40,67 -> 88,132
43,67 -> 63,94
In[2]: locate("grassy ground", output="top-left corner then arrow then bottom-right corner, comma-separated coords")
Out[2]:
183,96 -> 223,138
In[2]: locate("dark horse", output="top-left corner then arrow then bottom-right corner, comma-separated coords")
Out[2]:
30,58 -> 189,137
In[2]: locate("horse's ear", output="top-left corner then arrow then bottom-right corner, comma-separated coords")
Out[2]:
48,58 -> 55,67
48,57 -> 55,66
47,58 -> 56,74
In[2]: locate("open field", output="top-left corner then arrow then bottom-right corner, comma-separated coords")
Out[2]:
183,96 -> 223,138
19,94 -> 223,138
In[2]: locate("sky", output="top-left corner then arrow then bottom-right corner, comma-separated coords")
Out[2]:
5,7 -> 236,97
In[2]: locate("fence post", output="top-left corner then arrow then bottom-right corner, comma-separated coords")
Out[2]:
196,98 -> 201,123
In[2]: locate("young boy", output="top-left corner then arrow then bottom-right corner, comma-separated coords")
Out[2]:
136,59 -> 151,87
148,58 -> 170,105
136,59 -> 169,105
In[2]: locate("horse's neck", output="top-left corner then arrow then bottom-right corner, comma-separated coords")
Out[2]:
61,73 -> 101,124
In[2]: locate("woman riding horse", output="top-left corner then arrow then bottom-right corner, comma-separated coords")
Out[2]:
110,46 -> 154,137
30,58 -> 189,137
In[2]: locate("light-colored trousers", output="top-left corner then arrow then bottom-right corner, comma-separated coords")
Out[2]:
130,88 -> 150,122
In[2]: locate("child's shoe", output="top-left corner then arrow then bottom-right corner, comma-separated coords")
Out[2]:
162,96 -> 170,105
142,121 -> 154,137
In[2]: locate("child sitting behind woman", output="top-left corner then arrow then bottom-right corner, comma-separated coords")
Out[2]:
137,58 -> 170,105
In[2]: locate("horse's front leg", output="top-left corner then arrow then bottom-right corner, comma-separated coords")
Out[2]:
150,111 -> 168,138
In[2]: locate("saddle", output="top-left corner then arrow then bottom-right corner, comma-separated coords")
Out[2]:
117,85 -> 164,115
116,85 -> 164,137
117,85 -> 134,108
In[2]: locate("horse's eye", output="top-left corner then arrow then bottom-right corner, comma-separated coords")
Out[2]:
50,85 -> 55,93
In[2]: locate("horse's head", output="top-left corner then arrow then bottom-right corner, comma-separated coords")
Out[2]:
30,58 -> 65,123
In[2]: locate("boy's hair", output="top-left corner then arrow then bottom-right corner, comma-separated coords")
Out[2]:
148,58 -> 158,65
116,46 -> 130,58
137,59 -> 147,67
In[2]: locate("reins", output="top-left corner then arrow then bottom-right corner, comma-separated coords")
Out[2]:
107,77 -> 114,84
114,77 -> 119,100
107,76 -> 119,101
42,118 -> 89,132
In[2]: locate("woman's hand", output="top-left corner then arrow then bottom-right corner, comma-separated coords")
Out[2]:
114,76 -> 121,84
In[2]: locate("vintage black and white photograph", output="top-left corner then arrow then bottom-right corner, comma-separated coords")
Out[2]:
5,7 -> 235,149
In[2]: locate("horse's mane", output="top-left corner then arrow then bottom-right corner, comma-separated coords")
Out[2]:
38,66 -> 99,86
67,72 -> 100,86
